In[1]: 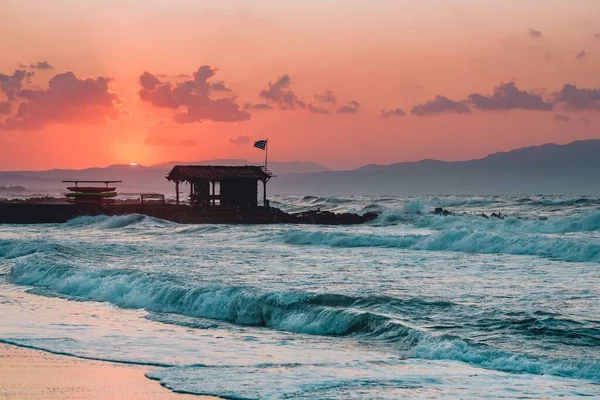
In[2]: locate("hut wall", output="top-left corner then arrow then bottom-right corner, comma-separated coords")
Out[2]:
220,178 -> 258,207
191,180 -> 211,206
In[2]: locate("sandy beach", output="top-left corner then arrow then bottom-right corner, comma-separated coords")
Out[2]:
0,343 -> 217,399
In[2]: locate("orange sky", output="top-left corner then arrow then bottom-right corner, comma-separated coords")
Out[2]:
1,0 -> 599,170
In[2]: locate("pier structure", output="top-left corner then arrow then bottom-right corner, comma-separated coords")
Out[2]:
0,165 -> 378,225
166,165 -> 272,208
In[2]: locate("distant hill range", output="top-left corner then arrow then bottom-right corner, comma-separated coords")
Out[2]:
1,140 -> 599,195
270,139 -> 600,195
0,160 -> 330,195
149,159 -> 329,175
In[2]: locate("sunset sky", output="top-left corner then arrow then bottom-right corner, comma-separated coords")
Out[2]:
1,0 -> 599,170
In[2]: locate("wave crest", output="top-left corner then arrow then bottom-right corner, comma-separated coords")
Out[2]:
7,258 -> 600,381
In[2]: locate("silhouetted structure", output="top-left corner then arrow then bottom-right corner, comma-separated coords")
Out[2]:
62,180 -> 121,205
166,165 -> 272,207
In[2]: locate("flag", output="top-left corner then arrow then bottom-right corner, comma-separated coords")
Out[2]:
253,140 -> 267,150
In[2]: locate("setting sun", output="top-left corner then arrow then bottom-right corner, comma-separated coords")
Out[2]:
129,162 -> 138,167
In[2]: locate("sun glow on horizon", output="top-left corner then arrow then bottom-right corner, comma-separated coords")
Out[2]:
129,162 -> 138,166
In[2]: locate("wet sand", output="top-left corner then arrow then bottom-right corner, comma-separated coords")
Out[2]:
0,343 -> 218,399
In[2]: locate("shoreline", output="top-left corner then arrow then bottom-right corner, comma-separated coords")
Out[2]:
0,343 -> 219,399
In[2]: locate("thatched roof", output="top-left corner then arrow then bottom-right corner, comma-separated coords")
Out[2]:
166,165 -> 271,182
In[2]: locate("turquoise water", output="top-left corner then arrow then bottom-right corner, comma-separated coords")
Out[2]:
1,195 -> 599,399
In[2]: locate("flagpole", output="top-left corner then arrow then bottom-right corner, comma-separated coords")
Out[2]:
264,139 -> 268,172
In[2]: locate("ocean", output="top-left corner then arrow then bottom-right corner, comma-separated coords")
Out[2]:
1,194 -> 599,399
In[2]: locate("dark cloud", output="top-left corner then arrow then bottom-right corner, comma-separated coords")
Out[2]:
172,98 -> 251,124
314,90 -> 336,104
575,50 -> 588,60
244,103 -> 273,111
259,75 -> 306,109
0,101 -> 11,115
411,95 -> 470,116
580,117 -> 590,124
468,82 -> 553,111
528,29 -> 543,38
336,100 -> 360,114
308,104 -> 329,114
228,135 -> 250,145
29,61 -> 54,70
0,69 -> 34,100
210,81 -> 231,92
138,66 -> 250,123
553,84 -> 600,111
139,72 -> 162,91
380,108 -> 406,118
553,114 -> 572,122
0,71 -> 122,131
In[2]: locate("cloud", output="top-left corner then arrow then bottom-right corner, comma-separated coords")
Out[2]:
244,103 -> 273,111
314,90 -> 336,104
138,66 -> 250,123
210,81 -> 231,92
553,84 -> 600,111
0,101 -> 11,116
228,134 -> 250,145
258,75 -> 306,109
575,50 -> 588,60
0,71 -> 123,131
553,114 -> 572,122
0,69 -> 34,100
580,117 -> 590,124
411,95 -> 470,116
29,61 -> 54,70
336,100 -> 360,114
380,108 -> 406,118
308,104 -> 329,114
139,72 -> 162,91
468,82 -> 553,111
528,29 -> 543,38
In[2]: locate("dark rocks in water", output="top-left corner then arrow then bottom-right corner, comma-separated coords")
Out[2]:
432,207 -> 453,216
480,212 -> 489,219
289,210 -> 378,225
538,216 -> 548,221
490,212 -> 504,219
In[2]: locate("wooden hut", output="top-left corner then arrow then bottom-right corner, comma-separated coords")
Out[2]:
166,165 -> 272,207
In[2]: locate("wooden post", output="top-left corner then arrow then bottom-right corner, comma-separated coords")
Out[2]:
211,181 -> 215,206
175,181 -> 180,205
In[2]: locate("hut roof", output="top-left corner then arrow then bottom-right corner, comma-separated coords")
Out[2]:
166,165 -> 271,182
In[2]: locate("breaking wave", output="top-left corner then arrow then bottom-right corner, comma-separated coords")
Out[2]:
280,228 -> 600,263
64,214 -> 172,229
6,256 -> 600,381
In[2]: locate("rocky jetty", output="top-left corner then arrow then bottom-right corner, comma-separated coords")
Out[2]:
0,202 -> 378,225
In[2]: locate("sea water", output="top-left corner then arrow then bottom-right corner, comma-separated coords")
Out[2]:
0,194 -> 599,399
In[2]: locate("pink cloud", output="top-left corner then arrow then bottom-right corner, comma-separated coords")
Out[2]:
0,71 -> 122,131
336,100 -> 360,114
412,96 -> 470,116
138,66 -> 250,123
259,75 -> 306,109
